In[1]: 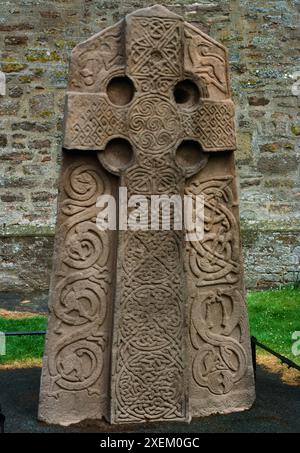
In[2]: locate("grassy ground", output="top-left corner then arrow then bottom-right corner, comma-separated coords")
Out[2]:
0,286 -> 299,367
0,310 -> 47,367
247,286 -> 300,365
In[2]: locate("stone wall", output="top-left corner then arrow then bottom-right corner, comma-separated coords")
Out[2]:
0,0 -> 300,302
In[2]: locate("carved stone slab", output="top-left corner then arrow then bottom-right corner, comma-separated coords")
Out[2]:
38,151 -> 117,424
39,5 -> 255,426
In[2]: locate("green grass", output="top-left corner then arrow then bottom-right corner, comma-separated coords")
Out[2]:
247,286 -> 300,365
0,286 -> 299,367
0,315 -> 47,366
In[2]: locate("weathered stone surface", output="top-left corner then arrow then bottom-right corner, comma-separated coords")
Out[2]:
39,5 -> 255,427
185,152 -> 255,417
236,131 -> 252,162
0,135 -> 8,147
38,151 -> 118,425
29,94 -> 54,118
4,35 -> 28,46
0,235 -> 53,294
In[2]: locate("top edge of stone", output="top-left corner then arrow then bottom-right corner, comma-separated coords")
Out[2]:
126,5 -> 183,20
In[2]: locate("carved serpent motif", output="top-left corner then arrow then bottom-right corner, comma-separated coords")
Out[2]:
48,162 -> 111,396
186,176 -> 248,396
190,289 -> 247,395
185,177 -> 240,285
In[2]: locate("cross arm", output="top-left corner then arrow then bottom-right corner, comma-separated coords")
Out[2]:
181,99 -> 236,152
63,92 -> 128,150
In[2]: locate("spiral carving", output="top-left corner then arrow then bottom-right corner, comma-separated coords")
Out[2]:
129,95 -> 180,153
49,334 -> 105,393
47,161 -> 112,397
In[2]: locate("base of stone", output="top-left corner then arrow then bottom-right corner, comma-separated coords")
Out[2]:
38,393 -> 256,428
38,388 -> 110,427
190,394 -> 256,419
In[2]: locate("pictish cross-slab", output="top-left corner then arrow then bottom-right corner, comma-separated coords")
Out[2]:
39,5 -> 255,426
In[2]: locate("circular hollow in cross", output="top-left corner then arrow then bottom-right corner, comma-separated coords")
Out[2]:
107,76 -> 135,106
175,140 -> 208,177
100,138 -> 134,175
173,79 -> 200,108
